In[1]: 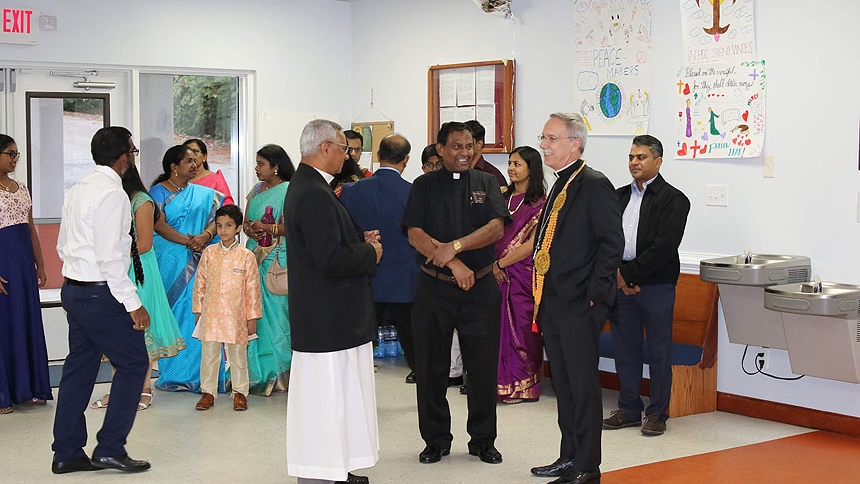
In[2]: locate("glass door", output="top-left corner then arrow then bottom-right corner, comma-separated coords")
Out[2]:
4,67 -> 128,289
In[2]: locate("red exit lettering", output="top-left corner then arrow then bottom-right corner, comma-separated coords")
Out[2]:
2,9 -> 33,34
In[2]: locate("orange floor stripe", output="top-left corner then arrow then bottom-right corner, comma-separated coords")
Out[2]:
602,431 -> 860,484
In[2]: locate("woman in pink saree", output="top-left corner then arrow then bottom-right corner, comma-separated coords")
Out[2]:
185,138 -> 235,206
491,146 -> 546,404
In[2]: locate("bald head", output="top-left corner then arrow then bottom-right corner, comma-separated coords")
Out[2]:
378,134 -> 411,171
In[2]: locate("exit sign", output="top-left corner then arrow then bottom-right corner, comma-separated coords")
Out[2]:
0,6 -> 37,45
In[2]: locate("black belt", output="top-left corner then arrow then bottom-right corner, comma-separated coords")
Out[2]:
65,278 -> 107,287
420,264 -> 494,285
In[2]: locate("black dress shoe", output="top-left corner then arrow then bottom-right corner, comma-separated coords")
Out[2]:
531,457 -> 576,477
335,472 -> 370,484
91,454 -> 151,472
548,469 -> 601,484
51,457 -> 103,474
405,371 -> 416,384
468,443 -> 503,464
418,444 -> 450,463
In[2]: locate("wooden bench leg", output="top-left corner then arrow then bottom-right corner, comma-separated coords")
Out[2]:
669,361 -> 717,417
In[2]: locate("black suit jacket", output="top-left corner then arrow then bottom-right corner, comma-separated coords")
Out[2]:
616,173 -> 690,287
536,160 -> 624,309
283,163 -> 378,352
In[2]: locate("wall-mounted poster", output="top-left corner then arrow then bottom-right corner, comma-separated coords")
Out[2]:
573,0 -> 653,136
680,0 -> 756,65
675,59 -> 766,159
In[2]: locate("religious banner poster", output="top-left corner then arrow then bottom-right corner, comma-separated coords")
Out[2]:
573,0 -> 653,136
675,59 -> 766,159
680,0 -> 756,65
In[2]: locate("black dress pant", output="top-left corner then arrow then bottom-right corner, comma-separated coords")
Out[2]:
376,301 -> 415,371
52,283 -> 149,462
610,284 -> 676,421
541,283 -> 606,473
412,273 -> 500,450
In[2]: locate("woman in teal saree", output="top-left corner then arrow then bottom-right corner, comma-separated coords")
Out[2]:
243,144 -> 295,395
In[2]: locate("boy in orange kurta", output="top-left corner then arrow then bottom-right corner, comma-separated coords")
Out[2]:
192,205 -> 262,411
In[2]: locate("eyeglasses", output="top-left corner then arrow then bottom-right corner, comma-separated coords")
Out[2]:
128,148 -> 140,157
422,162 -> 444,170
326,140 -> 350,154
1,150 -> 20,159
537,134 -> 577,143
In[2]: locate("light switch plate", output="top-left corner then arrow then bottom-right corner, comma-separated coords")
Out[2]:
763,155 -> 775,178
706,184 -> 728,207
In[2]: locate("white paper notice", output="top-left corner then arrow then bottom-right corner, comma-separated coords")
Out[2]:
457,67 -> 476,106
439,72 -> 457,107
457,106 -> 476,122
440,107 -> 457,124
476,105 -> 496,143
475,66 -> 496,105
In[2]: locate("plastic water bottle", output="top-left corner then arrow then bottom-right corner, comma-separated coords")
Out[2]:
258,206 -> 274,247
384,325 -> 399,357
374,326 -> 385,359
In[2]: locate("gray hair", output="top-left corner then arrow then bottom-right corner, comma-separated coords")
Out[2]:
299,119 -> 342,158
549,112 -> 587,154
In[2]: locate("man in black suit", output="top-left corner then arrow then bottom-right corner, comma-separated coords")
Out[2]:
403,121 -> 508,466
603,135 -> 690,437
283,119 -> 383,484
341,134 -> 419,383
529,113 -> 624,484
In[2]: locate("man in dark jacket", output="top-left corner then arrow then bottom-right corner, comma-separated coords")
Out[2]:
602,135 -> 690,437
341,134 -> 418,383
283,119 -> 382,484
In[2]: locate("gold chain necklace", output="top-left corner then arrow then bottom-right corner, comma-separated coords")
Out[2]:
0,178 -> 14,192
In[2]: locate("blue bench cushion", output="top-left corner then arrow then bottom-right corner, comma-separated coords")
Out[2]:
599,333 -> 703,366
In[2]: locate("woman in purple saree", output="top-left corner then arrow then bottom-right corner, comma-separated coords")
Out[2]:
492,146 -> 546,404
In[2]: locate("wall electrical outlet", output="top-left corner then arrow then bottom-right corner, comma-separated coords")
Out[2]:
755,349 -> 768,371
706,184 -> 728,207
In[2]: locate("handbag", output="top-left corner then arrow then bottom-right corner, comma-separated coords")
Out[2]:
265,242 -> 288,296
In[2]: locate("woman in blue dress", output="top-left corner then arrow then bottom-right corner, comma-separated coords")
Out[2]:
243,144 -> 295,395
150,145 -> 225,393
0,134 -> 52,414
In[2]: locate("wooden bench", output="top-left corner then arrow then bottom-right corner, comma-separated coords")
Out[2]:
543,273 -> 719,417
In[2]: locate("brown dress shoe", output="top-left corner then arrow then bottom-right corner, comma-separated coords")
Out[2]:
195,393 -> 215,410
233,393 -> 247,411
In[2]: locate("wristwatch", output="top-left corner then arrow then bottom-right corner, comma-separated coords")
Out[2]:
452,239 -> 462,252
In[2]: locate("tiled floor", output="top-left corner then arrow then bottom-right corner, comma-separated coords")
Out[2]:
1,357 -> 852,483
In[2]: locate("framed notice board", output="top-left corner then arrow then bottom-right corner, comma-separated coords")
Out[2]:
352,121 -> 394,172
428,59 -> 515,153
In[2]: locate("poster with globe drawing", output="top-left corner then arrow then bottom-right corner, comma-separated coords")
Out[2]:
674,59 -> 766,159
573,0 -> 653,136
680,0 -> 756,65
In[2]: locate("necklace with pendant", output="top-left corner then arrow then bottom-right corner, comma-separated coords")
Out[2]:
507,192 -> 525,215
0,178 -> 14,192
168,179 -> 186,192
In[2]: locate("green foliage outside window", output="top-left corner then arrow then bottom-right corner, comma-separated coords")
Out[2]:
173,76 -> 237,143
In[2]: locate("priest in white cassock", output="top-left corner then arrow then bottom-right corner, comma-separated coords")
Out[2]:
282,119 -> 383,484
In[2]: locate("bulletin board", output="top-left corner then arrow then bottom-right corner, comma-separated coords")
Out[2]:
351,121 -> 394,172
427,59 -> 515,153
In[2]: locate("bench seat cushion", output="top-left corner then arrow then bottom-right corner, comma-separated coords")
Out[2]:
599,333 -> 704,366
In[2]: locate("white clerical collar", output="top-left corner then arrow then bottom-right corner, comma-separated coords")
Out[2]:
553,159 -> 580,178
311,165 -> 334,184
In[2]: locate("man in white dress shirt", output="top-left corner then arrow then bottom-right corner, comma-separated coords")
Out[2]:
51,126 -> 152,474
